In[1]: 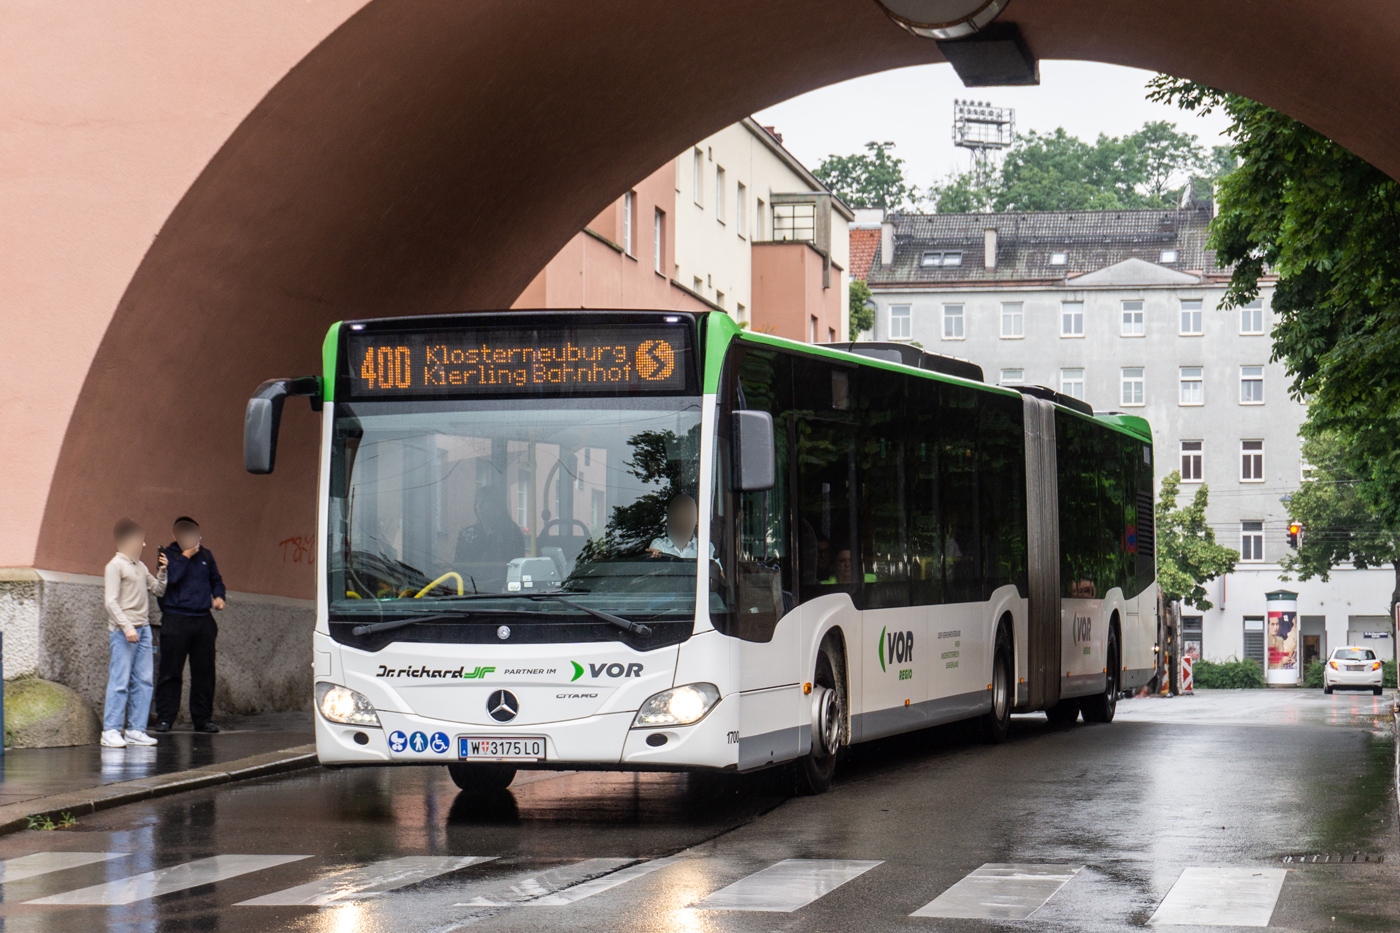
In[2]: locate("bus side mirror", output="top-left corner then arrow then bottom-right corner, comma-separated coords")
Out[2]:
245,376 -> 322,474
732,409 -> 775,492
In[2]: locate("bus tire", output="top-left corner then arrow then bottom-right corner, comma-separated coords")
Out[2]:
1046,699 -> 1079,725
446,762 -> 517,794
981,628 -> 1013,743
1081,627 -> 1119,724
790,645 -> 842,796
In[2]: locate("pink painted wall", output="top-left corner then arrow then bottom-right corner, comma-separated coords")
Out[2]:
0,0 -> 368,569
751,242 -> 843,343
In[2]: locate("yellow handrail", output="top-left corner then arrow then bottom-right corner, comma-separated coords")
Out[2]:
415,571 -> 464,598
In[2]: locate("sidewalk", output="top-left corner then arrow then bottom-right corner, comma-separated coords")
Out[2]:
0,710 -> 316,829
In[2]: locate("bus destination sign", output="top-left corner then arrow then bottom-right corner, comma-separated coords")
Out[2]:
345,324 -> 690,398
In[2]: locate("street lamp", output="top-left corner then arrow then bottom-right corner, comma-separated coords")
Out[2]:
875,0 -> 1011,40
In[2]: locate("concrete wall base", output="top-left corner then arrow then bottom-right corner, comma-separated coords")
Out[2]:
0,569 -> 312,717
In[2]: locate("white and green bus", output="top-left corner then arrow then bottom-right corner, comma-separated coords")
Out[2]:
245,310 -> 1156,794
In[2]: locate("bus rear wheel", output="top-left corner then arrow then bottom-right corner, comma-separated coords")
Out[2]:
790,646 -> 841,796
981,629 -> 1013,743
447,762 -> 517,794
1081,628 -> 1119,724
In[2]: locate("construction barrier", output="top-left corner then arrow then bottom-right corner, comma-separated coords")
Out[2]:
1181,656 -> 1194,694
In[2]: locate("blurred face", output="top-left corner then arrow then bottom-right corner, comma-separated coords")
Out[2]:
175,526 -> 200,550
834,549 -> 852,583
666,497 -> 697,544
117,533 -> 144,559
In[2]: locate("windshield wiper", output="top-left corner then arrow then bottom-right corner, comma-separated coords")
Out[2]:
343,593 -> 651,637
525,594 -> 652,637
347,609 -> 530,637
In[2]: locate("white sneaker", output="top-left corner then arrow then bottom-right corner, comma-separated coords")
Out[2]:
100,729 -> 127,748
123,730 -> 157,746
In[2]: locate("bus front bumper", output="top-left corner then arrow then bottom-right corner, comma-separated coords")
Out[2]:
314,697 -> 736,770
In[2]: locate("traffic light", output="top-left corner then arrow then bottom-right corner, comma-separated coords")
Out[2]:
1287,522 -> 1302,548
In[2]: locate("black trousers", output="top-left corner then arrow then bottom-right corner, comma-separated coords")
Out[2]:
154,612 -> 217,725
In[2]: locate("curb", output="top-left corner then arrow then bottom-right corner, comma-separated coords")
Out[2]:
0,744 -> 318,836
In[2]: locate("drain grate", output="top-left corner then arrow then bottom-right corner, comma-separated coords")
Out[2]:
1282,853 -> 1384,864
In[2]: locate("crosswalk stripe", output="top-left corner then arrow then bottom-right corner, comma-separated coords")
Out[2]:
521,856 -> 686,905
692,858 -> 883,913
1148,867 -> 1287,927
26,855 -> 310,905
0,853 -> 127,884
454,858 -> 637,907
910,863 -> 1083,919
236,856 -> 494,907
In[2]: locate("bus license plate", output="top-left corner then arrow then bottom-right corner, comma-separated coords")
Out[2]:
458,736 -> 545,761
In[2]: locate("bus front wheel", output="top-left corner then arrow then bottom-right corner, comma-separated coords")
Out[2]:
447,762 -> 517,794
790,646 -> 842,796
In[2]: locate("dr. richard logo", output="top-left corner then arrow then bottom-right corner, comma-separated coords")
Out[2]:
375,665 -> 495,679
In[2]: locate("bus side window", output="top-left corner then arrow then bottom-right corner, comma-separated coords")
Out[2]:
907,377 -> 944,606
979,393 -> 1027,598
792,357 -> 859,603
857,367 -> 909,610
941,383 -> 982,603
1056,412 -> 1100,599
732,348 -> 793,638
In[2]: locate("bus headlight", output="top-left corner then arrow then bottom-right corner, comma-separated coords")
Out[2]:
633,683 -> 720,728
316,683 -> 381,728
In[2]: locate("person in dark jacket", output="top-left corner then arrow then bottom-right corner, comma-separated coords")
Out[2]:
152,516 -> 226,733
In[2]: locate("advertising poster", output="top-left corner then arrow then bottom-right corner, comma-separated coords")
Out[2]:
1267,610 -> 1298,672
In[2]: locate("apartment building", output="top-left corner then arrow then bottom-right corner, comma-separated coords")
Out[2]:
861,202 -> 1395,674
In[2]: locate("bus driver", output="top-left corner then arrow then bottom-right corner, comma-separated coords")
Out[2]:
647,494 -> 715,560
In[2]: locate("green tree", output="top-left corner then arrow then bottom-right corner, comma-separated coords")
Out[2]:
1150,75 -> 1400,615
848,279 -> 874,340
1126,120 -> 1207,205
1281,429 -> 1400,612
1156,471 -> 1239,610
814,141 -> 916,210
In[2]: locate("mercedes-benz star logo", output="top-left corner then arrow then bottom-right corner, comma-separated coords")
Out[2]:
496,625 -> 511,640
487,689 -> 519,723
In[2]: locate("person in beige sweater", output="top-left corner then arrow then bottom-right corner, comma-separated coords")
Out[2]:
101,519 -> 167,748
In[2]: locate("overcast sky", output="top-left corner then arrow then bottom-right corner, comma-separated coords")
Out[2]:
754,61 -> 1234,197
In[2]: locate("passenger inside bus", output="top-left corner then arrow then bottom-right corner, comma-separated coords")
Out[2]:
455,485 -> 526,591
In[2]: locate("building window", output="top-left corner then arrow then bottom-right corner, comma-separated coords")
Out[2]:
736,182 -> 747,237
715,166 -> 726,223
921,250 -> 963,267
1121,367 -> 1145,406
1049,251 -> 1068,266
716,290 -> 725,309
692,148 -> 704,206
653,208 -> 664,273
756,198 -> 766,239
1241,440 -> 1264,481
1240,521 -> 1264,562
1179,366 -> 1204,405
1122,299 -> 1145,336
1243,617 -> 1266,669
809,315 -> 819,343
1181,440 -> 1203,482
890,304 -> 911,341
1180,298 -> 1203,335
1001,302 -> 1023,338
736,302 -> 748,326
693,276 -> 704,295
1000,368 -> 1024,385
1060,368 -> 1085,400
1160,248 -> 1179,264
1061,301 -> 1084,337
772,202 -> 815,242
828,327 -> 836,343
1240,365 -> 1264,404
1240,298 -> 1264,335
622,191 -> 634,255
942,303 -> 964,340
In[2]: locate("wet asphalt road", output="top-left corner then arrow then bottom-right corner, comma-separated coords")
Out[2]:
0,690 -> 1393,933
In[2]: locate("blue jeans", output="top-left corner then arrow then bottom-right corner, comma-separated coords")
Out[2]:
104,625 -> 153,732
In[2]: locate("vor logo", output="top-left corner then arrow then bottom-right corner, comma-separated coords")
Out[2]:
570,661 -> 644,682
635,340 -> 675,381
878,626 -> 915,672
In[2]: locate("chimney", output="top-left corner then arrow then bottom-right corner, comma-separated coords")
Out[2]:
881,220 -> 894,266
984,227 -> 998,271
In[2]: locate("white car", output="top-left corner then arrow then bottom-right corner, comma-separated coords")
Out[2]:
1323,647 -> 1385,695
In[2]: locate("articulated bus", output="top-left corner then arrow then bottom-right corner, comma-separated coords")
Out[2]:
245,310 -> 1156,795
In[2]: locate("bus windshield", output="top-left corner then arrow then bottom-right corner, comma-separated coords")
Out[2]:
327,397 -> 710,624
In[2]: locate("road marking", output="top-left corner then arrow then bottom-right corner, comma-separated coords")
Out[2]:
911,863 -> 1083,919
692,858 -> 882,912
454,858 -> 636,907
521,857 -> 686,905
236,856 -> 494,906
26,855 -> 310,905
1149,867 -> 1287,927
0,852 -> 128,883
